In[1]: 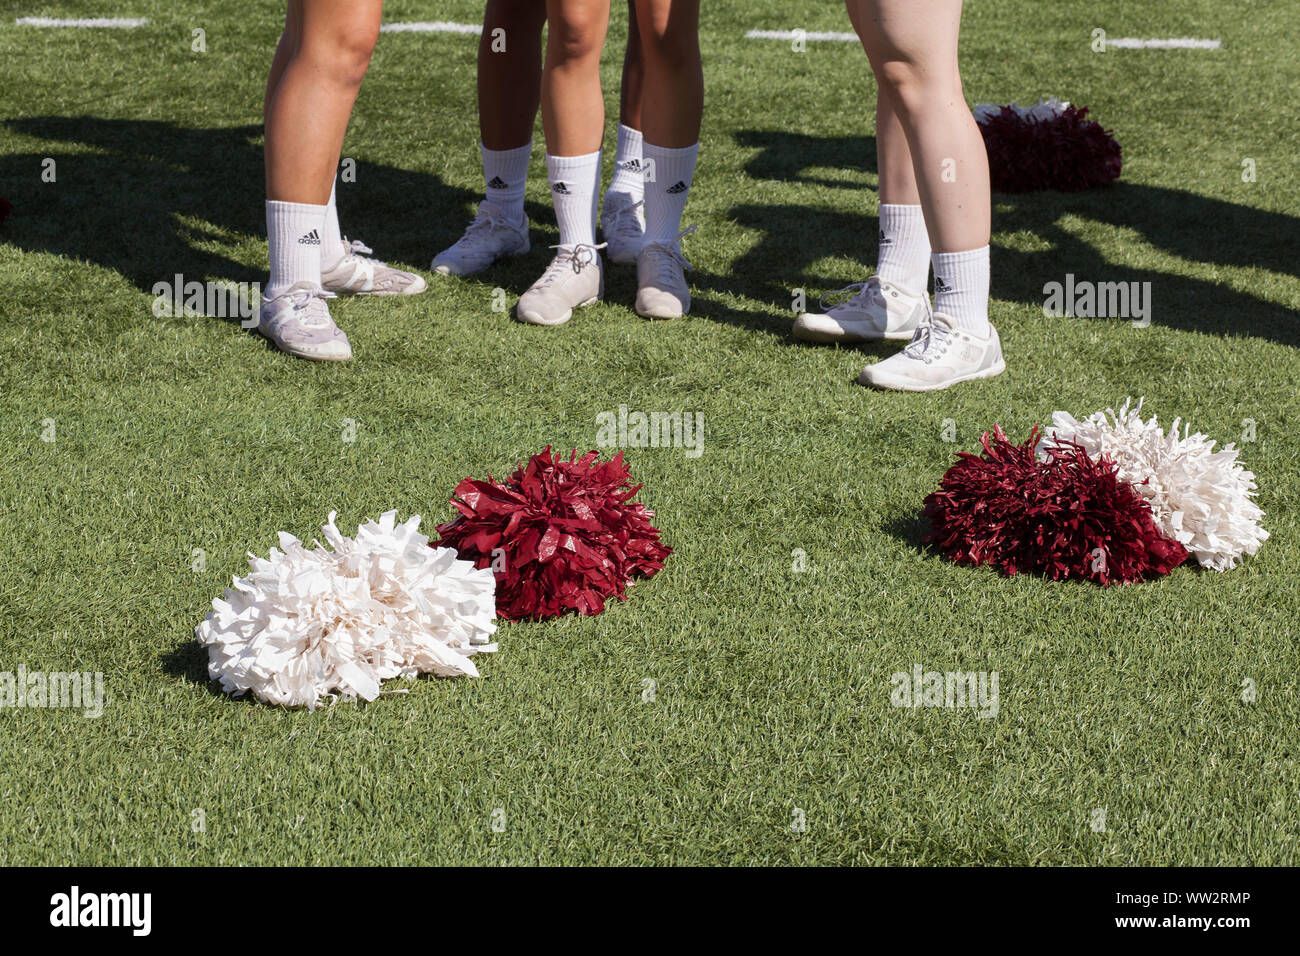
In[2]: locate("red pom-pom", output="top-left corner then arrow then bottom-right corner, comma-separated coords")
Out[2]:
434,447 -> 672,620
0,198 -> 12,225
977,104 -> 1122,193
922,426 -> 1187,585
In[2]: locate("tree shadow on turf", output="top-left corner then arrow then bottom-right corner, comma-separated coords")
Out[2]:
712,129 -> 1300,347
0,115 -> 560,323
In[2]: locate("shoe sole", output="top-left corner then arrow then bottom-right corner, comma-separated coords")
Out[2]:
636,302 -> 687,320
515,294 -> 601,327
325,276 -> 428,297
264,338 -> 352,362
858,357 -> 1006,392
793,321 -> 916,344
432,242 -> 530,278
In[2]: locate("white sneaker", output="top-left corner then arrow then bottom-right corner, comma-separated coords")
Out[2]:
321,238 -> 427,296
515,242 -> 606,326
601,195 -> 645,264
635,226 -> 696,319
858,312 -> 1005,391
258,282 -> 352,362
432,200 -> 530,277
793,276 -> 928,343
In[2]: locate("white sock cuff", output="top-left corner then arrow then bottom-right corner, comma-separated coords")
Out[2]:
876,203 -> 931,293
546,150 -> 602,175
644,141 -> 699,181
932,245 -> 989,271
267,199 -> 328,217
266,199 -> 327,298
482,141 -> 532,169
616,124 -> 643,158
931,245 -> 991,334
482,141 -> 532,213
879,204 -> 927,240
547,150 -> 602,247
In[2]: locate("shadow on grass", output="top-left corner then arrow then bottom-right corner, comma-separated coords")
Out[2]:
712,128 -> 1300,347
158,639 -> 235,702
883,512 -> 932,557
0,115 -> 561,317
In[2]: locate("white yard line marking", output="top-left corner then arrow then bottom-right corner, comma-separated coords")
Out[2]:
1107,37 -> 1221,49
379,21 -> 481,34
15,17 -> 148,28
745,29 -> 858,42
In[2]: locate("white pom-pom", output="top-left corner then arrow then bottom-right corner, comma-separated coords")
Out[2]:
973,95 -> 1070,124
196,511 -> 498,709
1040,399 -> 1268,571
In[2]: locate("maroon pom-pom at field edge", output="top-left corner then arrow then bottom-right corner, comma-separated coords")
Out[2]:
976,103 -> 1122,193
434,447 -> 672,621
922,426 -> 1187,585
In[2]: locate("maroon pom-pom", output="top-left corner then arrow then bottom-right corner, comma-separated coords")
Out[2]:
434,447 -> 672,621
977,104 -> 1122,193
922,426 -> 1187,585
0,198 -> 12,225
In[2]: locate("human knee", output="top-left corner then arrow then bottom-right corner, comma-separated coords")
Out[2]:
875,59 -> 961,117
549,6 -> 606,66
301,19 -> 380,88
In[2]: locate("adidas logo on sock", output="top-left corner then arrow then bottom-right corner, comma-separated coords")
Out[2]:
879,229 -> 893,246
666,181 -> 689,195
487,176 -> 508,190
297,229 -> 321,245
551,181 -> 570,195
619,159 -> 641,173
935,276 -> 952,293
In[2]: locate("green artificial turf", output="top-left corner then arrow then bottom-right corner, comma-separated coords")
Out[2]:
1,0 -> 1298,865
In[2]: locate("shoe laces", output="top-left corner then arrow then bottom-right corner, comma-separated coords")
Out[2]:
902,315 -> 952,363
538,242 -> 607,286
606,198 -> 645,239
819,275 -> 883,313
271,286 -> 337,328
341,237 -> 381,263
457,207 -> 516,249
641,225 -> 697,281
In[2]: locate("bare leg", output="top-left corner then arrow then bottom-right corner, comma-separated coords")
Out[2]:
632,0 -> 701,148
848,0 -> 988,252
479,0 -> 548,150
619,0 -> 645,130
542,0 -> 611,156
264,0 -> 383,204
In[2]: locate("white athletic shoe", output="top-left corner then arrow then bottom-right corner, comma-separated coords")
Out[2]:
601,196 -> 646,264
431,200 -> 529,277
515,242 -> 606,326
635,226 -> 696,319
793,276 -> 928,343
258,282 -> 352,362
858,312 -> 1005,391
321,238 -> 427,296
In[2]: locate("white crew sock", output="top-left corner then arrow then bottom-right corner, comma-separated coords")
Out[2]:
321,177 -> 347,271
643,141 -> 698,243
546,150 -> 601,247
265,199 -> 326,298
876,204 -> 931,294
604,124 -> 645,206
482,141 -> 531,223
932,246 -> 991,334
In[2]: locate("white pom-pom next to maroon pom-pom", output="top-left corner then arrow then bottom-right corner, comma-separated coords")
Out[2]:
195,511 -> 498,709
1039,399 -> 1268,571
